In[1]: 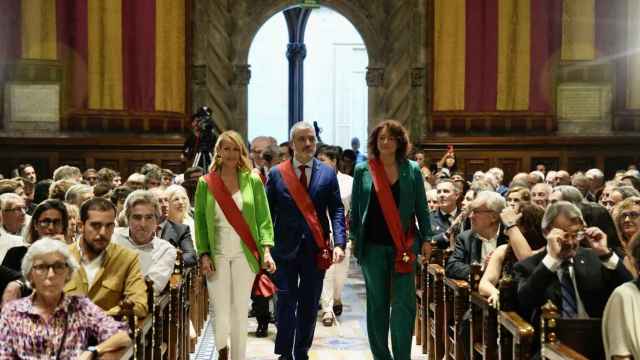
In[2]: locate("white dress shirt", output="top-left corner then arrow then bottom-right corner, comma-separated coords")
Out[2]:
0,232 -> 23,264
112,227 -> 177,294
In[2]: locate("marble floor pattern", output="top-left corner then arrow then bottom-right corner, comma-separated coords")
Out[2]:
193,258 -> 425,359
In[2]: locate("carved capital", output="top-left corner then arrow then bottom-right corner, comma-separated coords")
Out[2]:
286,43 -> 307,61
232,64 -> 251,86
366,67 -> 384,87
411,67 -> 425,87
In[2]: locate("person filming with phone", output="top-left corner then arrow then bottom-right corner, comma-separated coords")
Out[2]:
514,201 -> 632,333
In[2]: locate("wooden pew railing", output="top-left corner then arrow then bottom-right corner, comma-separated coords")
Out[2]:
444,273 -> 469,359
426,246 -> 450,360
469,263 -> 499,360
540,302 -> 604,360
496,274 -> 535,360
117,250 -> 210,360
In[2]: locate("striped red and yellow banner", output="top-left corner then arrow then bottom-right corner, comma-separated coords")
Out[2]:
433,0 -> 561,113
16,0 -> 186,113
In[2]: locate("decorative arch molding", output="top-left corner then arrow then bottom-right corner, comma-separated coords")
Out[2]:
191,0 -> 428,142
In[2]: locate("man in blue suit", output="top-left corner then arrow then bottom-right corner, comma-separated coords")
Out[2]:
266,121 -> 346,360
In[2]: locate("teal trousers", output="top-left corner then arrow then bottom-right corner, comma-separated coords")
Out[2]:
360,243 -> 416,360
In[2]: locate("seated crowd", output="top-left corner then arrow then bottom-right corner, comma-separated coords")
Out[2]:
0,162 -> 201,357
417,152 -> 640,359
1,146 -> 640,359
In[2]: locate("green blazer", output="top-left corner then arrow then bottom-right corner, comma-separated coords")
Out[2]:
194,170 -> 275,273
349,159 -> 433,260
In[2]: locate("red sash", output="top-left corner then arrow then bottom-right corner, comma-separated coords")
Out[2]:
204,171 -> 276,296
368,158 -> 416,273
278,160 -> 333,270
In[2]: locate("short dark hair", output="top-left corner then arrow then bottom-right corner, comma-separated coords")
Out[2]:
316,144 -> 341,162
18,163 -> 34,177
33,179 -> 54,205
367,119 -> 410,162
80,197 -> 116,222
342,149 -> 356,161
110,186 -> 133,206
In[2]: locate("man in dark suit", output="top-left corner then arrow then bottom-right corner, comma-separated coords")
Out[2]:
149,187 -> 197,267
431,179 -> 461,248
514,201 -> 632,325
446,191 -> 508,280
266,122 -> 346,360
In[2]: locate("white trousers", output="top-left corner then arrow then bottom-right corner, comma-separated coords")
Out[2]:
206,250 -> 254,360
320,241 -> 351,315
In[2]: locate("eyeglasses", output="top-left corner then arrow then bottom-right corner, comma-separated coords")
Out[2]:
2,206 -> 26,213
563,230 -> 586,242
37,219 -> 63,229
32,262 -> 68,275
621,211 -> 640,220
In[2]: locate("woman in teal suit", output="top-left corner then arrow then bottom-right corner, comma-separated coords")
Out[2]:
194,130 -> 275,360
350,120 -> 432,360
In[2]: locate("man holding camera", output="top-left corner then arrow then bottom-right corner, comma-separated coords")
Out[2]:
514,201 -> 632,324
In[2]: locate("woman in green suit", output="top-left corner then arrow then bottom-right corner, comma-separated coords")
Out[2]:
350,120 -> 432,360
194,130 -> 276,360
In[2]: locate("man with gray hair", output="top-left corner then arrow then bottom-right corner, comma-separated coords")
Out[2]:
549,185 -> 620,250
65,184 -> 94,207
528,171 -> 545,188
111,190 -> 177,294
514,201 -> 631,325
488,167 -> 508,196
531,182 -> 553,209
445,191 -> 509,280
266,121 -> 345,360
0,193 -> 29,237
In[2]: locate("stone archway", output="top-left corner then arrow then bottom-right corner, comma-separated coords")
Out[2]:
191,0 -> 428,143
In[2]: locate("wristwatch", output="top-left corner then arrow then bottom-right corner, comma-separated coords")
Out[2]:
87,346 -> 100,359
598,249 -> 614,261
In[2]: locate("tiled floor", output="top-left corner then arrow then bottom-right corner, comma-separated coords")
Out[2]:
194,259 -> 425,359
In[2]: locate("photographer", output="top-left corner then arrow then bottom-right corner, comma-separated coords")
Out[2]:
182,107 -> 218,170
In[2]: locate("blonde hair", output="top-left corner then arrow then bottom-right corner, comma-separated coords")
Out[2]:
211,130 -> 252,172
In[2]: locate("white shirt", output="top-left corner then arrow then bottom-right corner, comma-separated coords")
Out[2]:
0,232 -> 23,264
112,227 -> 177,294
477,227 -> 500,264
337,172 -> 353,214
292,157 -> 314,187
83,252 -> 105,288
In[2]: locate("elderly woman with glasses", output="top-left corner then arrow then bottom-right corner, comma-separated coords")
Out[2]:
0,238 -> 130,358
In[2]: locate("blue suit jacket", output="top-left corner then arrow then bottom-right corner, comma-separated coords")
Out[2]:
266,158 -> 346,261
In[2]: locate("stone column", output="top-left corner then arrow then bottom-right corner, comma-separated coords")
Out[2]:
284,7 -> 311,130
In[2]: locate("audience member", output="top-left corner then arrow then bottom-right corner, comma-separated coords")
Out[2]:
446,191 -> 508,280
64,197 -> 148,318
531,182 -> 552,209
32,179 -> 53,206
49,179 -> 77,201
488,167 -> 508,196
426,189 -> 439,212
125,173 -> 145,190
150,186 -> 197,267
53,165 -> 82,182
528,171 -> 545,188
585,168 -> 605,202
612,197 -> 640,276
431,179 -> 461,248
602,232 -> 640,359
112,190 -> 177,294
18,163 -> 37,183
65,184 -> 94,207
143,170 -> 163,189
96,167 -> 120,189
514,201 -> 631,326
506,186 -> 531,213
83,168 -> 98,186
0,238 -> 131,358
0,193 -> 29,237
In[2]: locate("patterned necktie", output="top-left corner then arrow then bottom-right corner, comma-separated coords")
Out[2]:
298,165 -> 308,190
560,261 -> 578,318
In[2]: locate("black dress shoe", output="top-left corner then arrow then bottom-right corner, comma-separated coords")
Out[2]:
278,356 -> 293,360
218,347 -> 229,360
255,322 -> 268,338
333,303 -> 343,316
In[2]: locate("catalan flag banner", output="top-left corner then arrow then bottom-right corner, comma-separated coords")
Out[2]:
433,0 -> 560,113
15,0 -> 186,113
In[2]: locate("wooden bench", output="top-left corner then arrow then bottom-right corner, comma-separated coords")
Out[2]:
444,275 -> 469,360
496,274 -> 535,360
540,302 -> 604,360
415,240 -> 438,353
469,263 -> 499,360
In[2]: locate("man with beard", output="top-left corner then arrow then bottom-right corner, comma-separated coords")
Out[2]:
266,122 -> 345,360
64,197 -> 148,318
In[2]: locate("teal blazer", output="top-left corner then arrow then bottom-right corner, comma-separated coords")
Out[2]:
349,159 -> 433,260
194,170 -> 275,273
